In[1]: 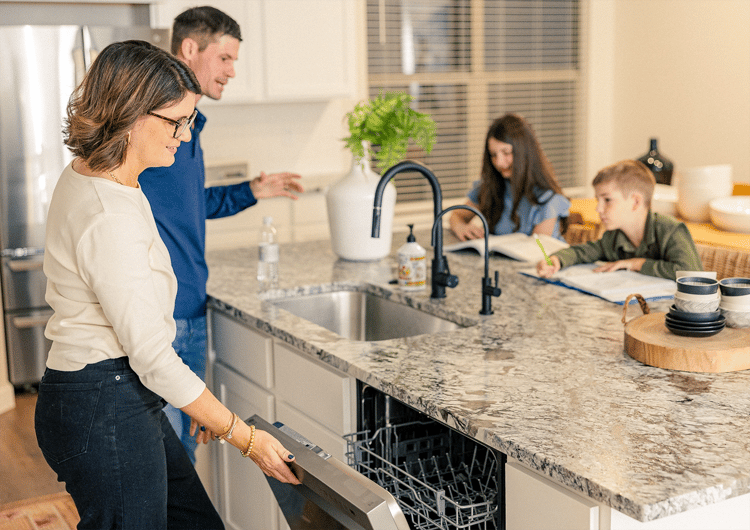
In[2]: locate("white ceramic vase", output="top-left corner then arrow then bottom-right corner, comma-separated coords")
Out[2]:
326,154 -> 396,261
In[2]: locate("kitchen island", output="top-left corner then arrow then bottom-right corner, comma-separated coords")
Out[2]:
206,239 -> 750,527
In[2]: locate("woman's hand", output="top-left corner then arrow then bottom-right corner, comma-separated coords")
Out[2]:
247,429 -> 301,485
449,200 -> 484,241
593,258 -> 646,273
536,255 -> 561,278
452,222 -> 485,241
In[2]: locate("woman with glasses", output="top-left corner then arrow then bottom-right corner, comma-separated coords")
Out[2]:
35,40 -> 299,530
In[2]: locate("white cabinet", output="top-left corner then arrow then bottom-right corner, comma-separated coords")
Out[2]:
259,0 -> 356,101
274,341 -> 356,437
213,362 -> 277,530
150,0 -> 357,103
506,462 -> 600,530
209,309 -> 357,530
506,459 -> 750,530
212,310 -> 273,388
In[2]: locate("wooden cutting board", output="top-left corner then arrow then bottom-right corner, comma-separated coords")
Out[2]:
624,312 -> 750,373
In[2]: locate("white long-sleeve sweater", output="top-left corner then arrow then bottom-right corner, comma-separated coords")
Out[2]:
43,162 -> 205,408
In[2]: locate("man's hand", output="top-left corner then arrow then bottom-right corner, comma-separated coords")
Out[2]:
189,418 -> 215,445
250,171 -> 303,200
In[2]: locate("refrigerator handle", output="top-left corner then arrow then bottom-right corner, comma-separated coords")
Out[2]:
7,259 -> 44,272
13,314 -> 51,329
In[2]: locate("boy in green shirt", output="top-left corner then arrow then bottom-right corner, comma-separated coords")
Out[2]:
536,159 -> 702,280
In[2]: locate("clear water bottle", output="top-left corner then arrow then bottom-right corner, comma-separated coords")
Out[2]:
257,216 -> 279,291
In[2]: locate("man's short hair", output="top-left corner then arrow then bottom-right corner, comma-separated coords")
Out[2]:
593,159 -> 656,208
171,6 -> 242,55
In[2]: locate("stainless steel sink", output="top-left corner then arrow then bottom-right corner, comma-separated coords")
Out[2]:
268,290 -> 461,341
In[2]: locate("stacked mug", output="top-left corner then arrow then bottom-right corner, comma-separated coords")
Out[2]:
669,275 -> 725,337
718,278 -> 750,328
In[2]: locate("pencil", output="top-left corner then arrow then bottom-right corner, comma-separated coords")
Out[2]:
535,234 -> 553,266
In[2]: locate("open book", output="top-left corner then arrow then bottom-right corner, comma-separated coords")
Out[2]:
520,263 -> 677,304
444,233 -> 569,262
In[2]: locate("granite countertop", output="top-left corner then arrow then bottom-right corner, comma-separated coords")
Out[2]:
206,238 -> 750,523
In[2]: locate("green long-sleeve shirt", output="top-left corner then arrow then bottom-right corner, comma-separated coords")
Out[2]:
553,211 -> 702,280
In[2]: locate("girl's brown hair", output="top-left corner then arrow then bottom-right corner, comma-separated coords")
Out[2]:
64,40 -> 201,173
478,113 -> 563,231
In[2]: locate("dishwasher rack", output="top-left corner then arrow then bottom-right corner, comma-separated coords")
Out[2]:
345,420 -> 499,530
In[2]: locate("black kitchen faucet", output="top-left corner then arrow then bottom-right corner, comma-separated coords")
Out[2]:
372,161 -> 501,313
433,205 -> 502,315
372,160 -> 456,299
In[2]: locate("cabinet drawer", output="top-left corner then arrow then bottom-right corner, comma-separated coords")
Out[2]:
211,311 -> 273,389
273,341 -> 355,435
276,401 -> 347,462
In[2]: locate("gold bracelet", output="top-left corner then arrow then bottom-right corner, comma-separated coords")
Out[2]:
213,412 -> 234,440
241,425 -> 256,457
216,412 -> 238,445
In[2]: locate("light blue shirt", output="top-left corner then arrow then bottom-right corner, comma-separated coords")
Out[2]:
467,182 -> 570,240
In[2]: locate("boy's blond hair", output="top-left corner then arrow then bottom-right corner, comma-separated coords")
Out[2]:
592,160 -> 656,209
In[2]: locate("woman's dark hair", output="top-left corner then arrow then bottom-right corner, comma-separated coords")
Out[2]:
64,40 -> 201,172
171,6 -> 242,54
478,113 -> 563,231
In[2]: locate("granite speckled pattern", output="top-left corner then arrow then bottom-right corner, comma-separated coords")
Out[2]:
206,239 -> 750,522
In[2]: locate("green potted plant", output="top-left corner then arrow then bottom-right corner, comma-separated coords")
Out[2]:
327,92 -> 437,261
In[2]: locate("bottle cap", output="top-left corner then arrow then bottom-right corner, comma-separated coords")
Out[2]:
407,224 -> 416,243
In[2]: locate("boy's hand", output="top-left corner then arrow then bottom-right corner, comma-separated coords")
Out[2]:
536,255 -> 561,278
594,258 -> 646,273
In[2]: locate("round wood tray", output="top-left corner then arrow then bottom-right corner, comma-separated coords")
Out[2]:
622,294 -> 750,373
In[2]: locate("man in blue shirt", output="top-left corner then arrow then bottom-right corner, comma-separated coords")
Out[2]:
140,6 -> 302,464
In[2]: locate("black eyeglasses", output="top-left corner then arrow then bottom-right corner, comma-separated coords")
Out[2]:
147,109 -> 198,138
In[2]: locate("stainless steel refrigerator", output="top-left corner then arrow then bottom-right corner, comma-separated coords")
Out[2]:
0,25 -> 169,387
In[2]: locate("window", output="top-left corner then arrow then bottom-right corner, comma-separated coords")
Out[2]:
366,0 -> 582,203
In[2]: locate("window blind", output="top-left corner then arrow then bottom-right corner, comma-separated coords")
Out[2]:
366,0 -> 582,203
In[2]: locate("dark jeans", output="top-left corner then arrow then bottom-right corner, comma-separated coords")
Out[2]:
34,357 -> 224,530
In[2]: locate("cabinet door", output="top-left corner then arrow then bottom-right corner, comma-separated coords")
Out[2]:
259,0 -> 356,101
506,462 -> 600,530
213,362 -> 277,530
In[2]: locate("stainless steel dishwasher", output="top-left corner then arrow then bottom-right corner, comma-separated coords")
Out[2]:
346,384 -> 505,530
250,415 -> 410,530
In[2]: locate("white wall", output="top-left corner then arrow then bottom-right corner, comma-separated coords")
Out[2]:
200,99 -> 355,189
588,0 -> 750,185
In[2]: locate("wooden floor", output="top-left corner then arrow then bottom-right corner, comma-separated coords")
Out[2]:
0,392 -> 66,506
